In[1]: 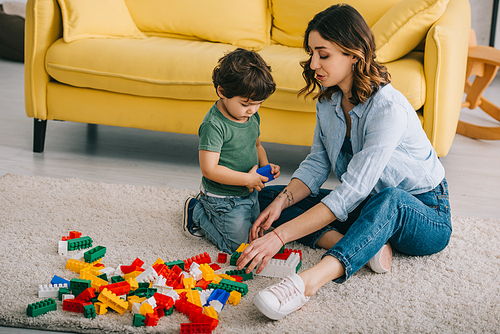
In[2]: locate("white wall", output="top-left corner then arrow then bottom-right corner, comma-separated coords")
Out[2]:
470,0 -> 495,47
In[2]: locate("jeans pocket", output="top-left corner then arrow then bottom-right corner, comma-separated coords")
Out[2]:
204,197 -> 234,217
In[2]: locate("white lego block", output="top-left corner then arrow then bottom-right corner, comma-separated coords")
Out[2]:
62,294 -> 75,301
131,302 -> 142,314
256,252 -> 301,278
181,271 -> 192,279
70,250 -> 85,260
38,283 -> 68,298
190,267 -> 203,281
136,266 -> 158,283
58,241 -> 68,255
114,265 -> 125,276
99,267 -> 115,279
198,289 -> 213,307
165,290 -> 179,301
144,296 -> 157,308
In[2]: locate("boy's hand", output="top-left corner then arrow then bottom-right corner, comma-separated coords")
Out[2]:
246,165 -> 267,193
270,163 -> 281,179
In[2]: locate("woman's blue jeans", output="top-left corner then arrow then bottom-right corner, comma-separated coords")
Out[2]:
259,179 -> 452,283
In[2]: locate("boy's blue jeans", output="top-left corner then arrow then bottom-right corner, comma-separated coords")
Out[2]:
193,190 -> 259,254
259,179 -> 452,283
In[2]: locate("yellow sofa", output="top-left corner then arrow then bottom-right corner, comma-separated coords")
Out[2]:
25,0 -> 470,156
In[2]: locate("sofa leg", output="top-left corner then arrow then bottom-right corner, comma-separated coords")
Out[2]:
33,119 -> 47,153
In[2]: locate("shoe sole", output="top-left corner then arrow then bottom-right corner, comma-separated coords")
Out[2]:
367,243 -> 392,273
182,197 -> 203,239
253,292 -> 287,320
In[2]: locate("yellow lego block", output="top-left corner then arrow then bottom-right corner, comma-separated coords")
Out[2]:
66,258 -> 92,274
186,290 -> 202,307
127,296 -> 146,311
94,302 -> 108,315
80,270 -> 108,290
183,277 -> 196,289
125,277 -> 139,291
153,257 -> 165,266
140,302 -> 154,315
200,263 -> 215,281
213,276 -> 223,284
218,274 -> 236,282
123,271 -> 142,279
236,243 -> 249,253
203,306 -> 218,320
228,291 -> 242,305
98,288 -> 128,314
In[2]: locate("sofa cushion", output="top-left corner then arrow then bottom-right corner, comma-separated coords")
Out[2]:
372,0 -> 449,63
270,0 -> 401,47
56,0 -> 146,43
123,0 -> 270,49
45,38 -> 425,113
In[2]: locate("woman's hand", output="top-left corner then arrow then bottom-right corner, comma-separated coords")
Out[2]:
236,230 -> 284,274
249,196 -> 284,242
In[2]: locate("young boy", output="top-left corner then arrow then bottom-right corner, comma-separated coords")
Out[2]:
182,48 -> 280,254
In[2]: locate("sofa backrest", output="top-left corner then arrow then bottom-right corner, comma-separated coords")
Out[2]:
270,0 -> 401,48
123,0 -> 271,49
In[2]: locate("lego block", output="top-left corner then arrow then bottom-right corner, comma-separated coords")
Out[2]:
256,251 -> 301,278
84,245 -> 106,263
97,288 -> 128,314
62,294 -> 75,301
66,258 -> 92,274
208,279 -> 248,296
165,260 -> 185,271
94,302 -> 108,315
206,289 -> 229,312
83,303 -> 96,318
217,253 -> 228,264
75,287 -> 96,302
186,289 -> 202,307
70,278 -> 91,292
51,275 -> 70,286
189,311 -> 219,330
67,236 -> 93,251
184,252 -> 211,271
133,314 -> 146,327
62,231 -> 82,241
153,292 -> 174,310
63,298 -> 85,313
38,283 -> 68,298
121,258 -> 145,274
58,287 -> 71,301
199,263 -> 215,282
58,240 -> 68,255
228,290 -> 242,305
180,323 -> 213,334
135,266 -> 159,283
183,277 -> 196,289
226,269 -> 254,281
145,313 -> 159,326
235,243 -> 248,253
26,298 -> 57,317
174,299 -> 203,317
80,270 -> 108,290
203,306 -> 218,319
140,302 -> 154,315
99,281 -> 130,296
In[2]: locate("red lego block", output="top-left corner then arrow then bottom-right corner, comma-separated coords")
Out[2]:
75,288 -> 96,301
154,306 -> 165,318
145,313 -> 159,326
209,263 -> 221,271
184,252 -> 211,271
99,281 -> 130,296
189,310 -> 219,330
217,253 -> 228,264
153,263 -> 169,277
230,275 -> 243,282
174,299 -> 203,317
180,323 -> 213,334
195,279 -> 210,290
63,299 -> 85,313
153,293 -> 174,309
62,231 -> 82,241
121,258 -> 145,274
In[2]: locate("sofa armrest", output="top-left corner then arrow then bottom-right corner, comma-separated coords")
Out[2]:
24,0 -> 62,119
423,0 -> 470,157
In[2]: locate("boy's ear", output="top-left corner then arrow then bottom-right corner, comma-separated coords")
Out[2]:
216,86 -> 226,99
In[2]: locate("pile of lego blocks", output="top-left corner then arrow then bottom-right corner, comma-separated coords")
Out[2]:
27,231 -> 303,333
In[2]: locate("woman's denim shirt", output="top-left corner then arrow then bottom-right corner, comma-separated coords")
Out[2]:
292,84 -> 445,222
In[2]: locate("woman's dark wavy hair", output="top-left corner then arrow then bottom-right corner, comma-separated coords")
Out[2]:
299,4 -> 390,105
212,48 -> 276,101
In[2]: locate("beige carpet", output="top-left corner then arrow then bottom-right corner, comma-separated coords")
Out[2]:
0,173 -> 499,333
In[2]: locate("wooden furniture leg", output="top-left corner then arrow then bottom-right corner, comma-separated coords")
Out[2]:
458,30 -> 500,140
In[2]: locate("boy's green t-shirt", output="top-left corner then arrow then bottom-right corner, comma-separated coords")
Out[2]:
198,103 -> 260,197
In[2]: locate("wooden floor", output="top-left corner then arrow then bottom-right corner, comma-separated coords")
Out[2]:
1,56 -> 500,333
1,58 -> 499,220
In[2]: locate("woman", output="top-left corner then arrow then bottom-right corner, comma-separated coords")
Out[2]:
236,4 -> 451,321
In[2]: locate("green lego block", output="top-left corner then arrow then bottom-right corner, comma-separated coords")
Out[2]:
97,273 -> 108,281
111,275 -> 125,284
84,245 -> 106,263
165,260 -> 185,271
83,303 -> 96,318
164,305 -> 174,316
67,236 -> 93,251
58,287 -> 71,301
70,278 -> 91,292
133,314 -> 146,326
130,287 -> 157,298
208,279 -> 248,296
26,298 -> 57,317
230,252 -> 241,266
225,269 -> 254,281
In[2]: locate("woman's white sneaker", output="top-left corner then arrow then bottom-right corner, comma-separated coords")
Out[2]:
253,274 -> 310,320
366,243 -> 392,274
